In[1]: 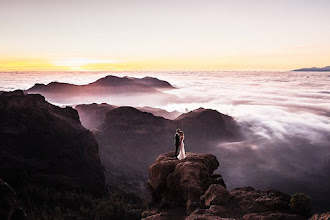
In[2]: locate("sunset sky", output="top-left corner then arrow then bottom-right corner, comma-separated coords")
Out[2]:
1,0 -> 330,71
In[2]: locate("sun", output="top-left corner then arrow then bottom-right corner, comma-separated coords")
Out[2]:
51,58 -> 116,71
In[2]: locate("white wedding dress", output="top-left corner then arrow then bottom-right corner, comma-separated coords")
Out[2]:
177,136 -> 186,160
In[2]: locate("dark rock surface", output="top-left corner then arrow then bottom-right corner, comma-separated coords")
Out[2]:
0,90 -> 108,196
144,152 -> 308,220
204,185 -> 231,206
309,212 -> 330,220
0,178 -> 28,220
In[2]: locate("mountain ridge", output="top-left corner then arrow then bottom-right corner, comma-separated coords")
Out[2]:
293,66 -> 330,72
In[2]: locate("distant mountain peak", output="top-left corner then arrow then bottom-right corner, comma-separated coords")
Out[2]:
293,66 -> 330,71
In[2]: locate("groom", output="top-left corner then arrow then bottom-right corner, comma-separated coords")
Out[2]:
174,129 -> 181,158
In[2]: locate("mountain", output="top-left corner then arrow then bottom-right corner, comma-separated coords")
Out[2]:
143,152 -> 308,220
137,106 -> 181,120
26,75 -> 177,105
75,103 -> 182,131
126,76 -> 176,89
94,106 -> 241,196
0,90 -> 108,196
293,66 -> 330,72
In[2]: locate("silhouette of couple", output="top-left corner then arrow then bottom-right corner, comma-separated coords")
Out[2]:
174,129 -> 186,160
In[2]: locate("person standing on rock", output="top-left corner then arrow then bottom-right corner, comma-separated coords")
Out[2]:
174,129 -> 181,158
177,130 -> 186,160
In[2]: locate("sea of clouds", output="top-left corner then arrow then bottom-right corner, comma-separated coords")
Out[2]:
1,70 -> 329,210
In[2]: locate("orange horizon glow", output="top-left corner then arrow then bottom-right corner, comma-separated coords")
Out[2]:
1,54 -> 330,72
1,1 -> 330,72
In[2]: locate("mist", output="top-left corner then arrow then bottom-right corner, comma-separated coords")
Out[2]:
1,70 -> 329,211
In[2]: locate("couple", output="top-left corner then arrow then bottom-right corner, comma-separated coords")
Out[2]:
174,129 -> 186,160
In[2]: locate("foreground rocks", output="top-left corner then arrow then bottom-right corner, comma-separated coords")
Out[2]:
0,90 -> 108,196
144,152 -> 308,220
0,178 -> 28,220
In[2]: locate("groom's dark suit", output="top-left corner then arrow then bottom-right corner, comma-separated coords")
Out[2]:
174,132 -> 180,157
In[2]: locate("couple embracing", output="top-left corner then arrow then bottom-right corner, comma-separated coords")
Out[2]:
174,129 -> 186,160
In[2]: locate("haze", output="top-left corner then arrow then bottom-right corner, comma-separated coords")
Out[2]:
1,0 -> 330,71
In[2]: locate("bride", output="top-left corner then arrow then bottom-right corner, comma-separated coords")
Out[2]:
177,131 -> 186,160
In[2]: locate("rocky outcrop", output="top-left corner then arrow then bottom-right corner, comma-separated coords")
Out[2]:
144,152 -> 307,220
0,178 -> 28,220
148,152 -> 219,214
0,90 -> 108,196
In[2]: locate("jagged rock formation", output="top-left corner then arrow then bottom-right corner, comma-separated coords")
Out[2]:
94,107 -> 241,196
0,90 -> 108,196
143,152 -> 307,220
26,75 -> 176,105
0,178 -> 28,220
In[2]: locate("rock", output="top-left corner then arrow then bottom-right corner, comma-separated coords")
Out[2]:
142,208 -> 186,220
147,152 -> 219,214
309,212 -> 330,220
230,187 -> 291,214
186,212 -> 235,220
204,184 -> 231,206
243,212 -> 307,220
210,174 -> 226,188
0,91 -> 108,196
0,178 -> 28,220
146,152 -> 308,220
208,205 -> 240,218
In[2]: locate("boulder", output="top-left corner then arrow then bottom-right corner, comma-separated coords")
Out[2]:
210,174 -> 226,188
243,212 -> 306,220
230,187 -> 291,214
204,184 -> 231,206
309,212 -> 330,220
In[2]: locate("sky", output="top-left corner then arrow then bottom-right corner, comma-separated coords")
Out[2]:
0,0 -> 330,71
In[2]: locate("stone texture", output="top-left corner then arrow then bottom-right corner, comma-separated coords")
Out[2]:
147,152 -> 219,214
204,184 -> 231,207
0,178 -> 28,220
0,91 -> 108,196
